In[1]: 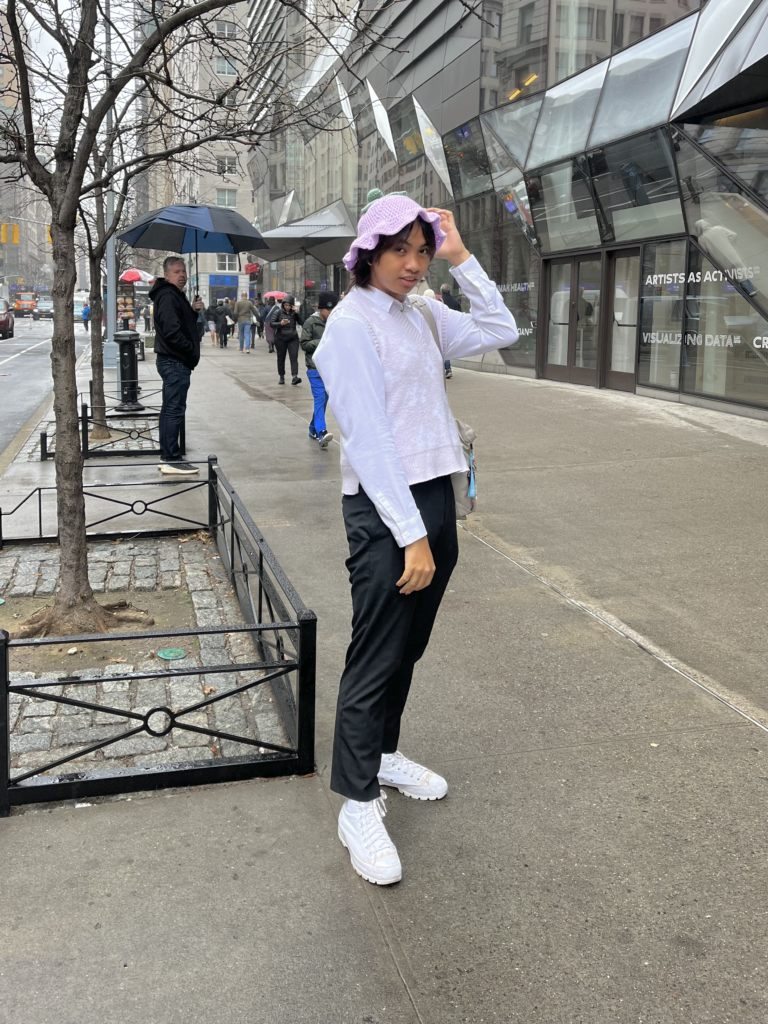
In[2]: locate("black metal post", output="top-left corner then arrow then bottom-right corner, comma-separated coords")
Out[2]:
295,613 -> 316,775
40,431 -> 47,462
81,402 -> 89,457
207,455 -> 218,534
0,629 -> 10,817
0,508 -> 3,551
179,415 -> 186,457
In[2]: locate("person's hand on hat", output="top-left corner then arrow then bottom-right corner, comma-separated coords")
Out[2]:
426,208 -> 470,267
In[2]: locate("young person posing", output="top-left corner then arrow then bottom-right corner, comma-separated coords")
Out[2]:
313,195 -> 518,885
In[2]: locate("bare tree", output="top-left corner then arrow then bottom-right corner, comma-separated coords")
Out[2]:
0,0 -> 370,636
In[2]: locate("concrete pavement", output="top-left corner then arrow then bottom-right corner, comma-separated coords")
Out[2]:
0,338 -> 765,1023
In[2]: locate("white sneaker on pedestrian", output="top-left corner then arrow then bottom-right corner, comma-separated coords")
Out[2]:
318,430 -> 333,448
378,751 -> 448,801
159,461 -> 199,475
338,793 -> 402,885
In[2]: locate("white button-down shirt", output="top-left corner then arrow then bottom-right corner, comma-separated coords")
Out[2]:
314,255 -> 519,545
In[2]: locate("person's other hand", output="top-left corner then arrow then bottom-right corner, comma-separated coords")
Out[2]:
426,208 -> 470,267
281,318 -> 289,325
192,297 -> 204,312
397,536 -> 435,595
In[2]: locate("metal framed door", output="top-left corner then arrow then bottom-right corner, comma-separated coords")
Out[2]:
543,253 -> 603,386
605,248 -> 641,392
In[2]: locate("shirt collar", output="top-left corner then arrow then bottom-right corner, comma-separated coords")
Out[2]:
363,286 -> 413,315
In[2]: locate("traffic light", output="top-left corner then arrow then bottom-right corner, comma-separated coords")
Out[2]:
11,225 -> 19,244
0,224 -> 7,244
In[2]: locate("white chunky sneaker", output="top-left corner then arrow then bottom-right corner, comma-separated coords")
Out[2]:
378,751 -> 448,801
338,793 -> 402,885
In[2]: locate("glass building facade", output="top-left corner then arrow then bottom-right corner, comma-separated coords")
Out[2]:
250,0 -> 768,413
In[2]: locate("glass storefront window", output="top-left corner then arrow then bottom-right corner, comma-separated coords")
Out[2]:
481,94 -> 543,167
673,130 -> 768,319
588,128 -> 686,242
443,119 -> 493,199
682,250 -> 768,407
611,0 -> 699,54
589,16 -> 697,149
527,60 -> 607,167
413,98 -> 453,195
637,239 -> 686,389
548,0 -> 611,85
681,116 -> 768,205
495,0 -> 548,103
527,156 -> 601,252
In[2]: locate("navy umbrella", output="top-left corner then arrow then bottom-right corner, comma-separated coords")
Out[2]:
118,204 -> 269,295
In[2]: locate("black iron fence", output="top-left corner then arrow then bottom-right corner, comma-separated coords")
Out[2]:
0,456 -> 316,812
40,395 -> 184,462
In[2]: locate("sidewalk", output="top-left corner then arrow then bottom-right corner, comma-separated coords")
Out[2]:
1,339 -> 765,1024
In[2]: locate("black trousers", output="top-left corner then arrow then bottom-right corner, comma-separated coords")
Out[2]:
156,356 -> 190,462
218,324 -> 229,347
275,337 -> 299,377
331,475 -> 459,802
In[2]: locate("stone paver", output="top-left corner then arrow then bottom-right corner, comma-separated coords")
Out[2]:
4,534 -> 291,780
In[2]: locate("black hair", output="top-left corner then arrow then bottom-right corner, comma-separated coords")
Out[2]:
351,217 -> 437,289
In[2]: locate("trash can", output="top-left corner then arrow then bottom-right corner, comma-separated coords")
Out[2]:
114,329 -> 145,412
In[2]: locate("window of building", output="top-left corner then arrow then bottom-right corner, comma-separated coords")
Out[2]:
527,156 -> 602,252
528,60 -> 607,167
216,188 -> 237,207
216,57 -> 237,76
217,253 -> 238,271
681,118 -> 768,205
481,93 -> 543,167
588,128 -> 685,242
682,250 -> 768,407
217,156 -> 237,175
222,93 -> 237,107
215,20 -> 236,38
489,89 -> 498,107
612,11 -> 624,47
613,0 -> 699,54
442,118 -> 494,199
480,89 -> 486,111
637,239 -> 686,390
482,49 -> 499,77
629,15 -> 645,43
483,9 -> 502,37
518,3 -> 535,43
674,129 -> 768,319
649,16 -> 665,33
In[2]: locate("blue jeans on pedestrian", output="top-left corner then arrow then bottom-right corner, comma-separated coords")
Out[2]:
307,369 -> 329,437
238,322 -> 251,350
156,356 -> 190,462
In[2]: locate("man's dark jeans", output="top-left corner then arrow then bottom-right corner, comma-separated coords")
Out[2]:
156,356 -> 190,462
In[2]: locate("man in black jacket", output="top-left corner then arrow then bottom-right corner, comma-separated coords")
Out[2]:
149,256 -> 203,475
273,294 -> 304,385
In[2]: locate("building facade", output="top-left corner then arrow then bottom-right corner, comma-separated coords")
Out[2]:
252,0 -> 768,415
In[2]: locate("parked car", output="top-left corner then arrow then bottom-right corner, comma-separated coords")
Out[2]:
13,291 -> 36,317
0,299 -> 15,339
33,298 -> 54,320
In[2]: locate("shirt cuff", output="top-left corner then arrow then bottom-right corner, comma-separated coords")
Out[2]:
391,510 -> 428,548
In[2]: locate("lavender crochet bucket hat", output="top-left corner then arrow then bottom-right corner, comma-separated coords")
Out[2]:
343,193 -> 446,272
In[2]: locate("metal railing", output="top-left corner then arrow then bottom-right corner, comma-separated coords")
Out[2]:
40,395 -> 184,461
0,455 -> 316,813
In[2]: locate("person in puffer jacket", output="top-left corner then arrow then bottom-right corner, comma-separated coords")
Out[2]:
273,295 -> 305,385
300,291 -> 339,447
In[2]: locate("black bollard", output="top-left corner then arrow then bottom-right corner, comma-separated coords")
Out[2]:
114,329 -> 145,412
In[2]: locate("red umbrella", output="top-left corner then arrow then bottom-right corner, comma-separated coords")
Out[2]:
120,268 -> 155,283
263,290 -> 287,300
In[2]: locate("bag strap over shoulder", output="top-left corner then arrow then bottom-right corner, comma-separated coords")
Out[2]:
410,296 -> 441,354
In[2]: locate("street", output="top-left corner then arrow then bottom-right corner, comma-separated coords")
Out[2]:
0,316 -> 88,457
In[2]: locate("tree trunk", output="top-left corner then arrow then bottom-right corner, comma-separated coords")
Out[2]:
88,253 -> 110,439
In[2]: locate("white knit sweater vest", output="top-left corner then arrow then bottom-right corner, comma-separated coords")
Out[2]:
328,287 -> 466,495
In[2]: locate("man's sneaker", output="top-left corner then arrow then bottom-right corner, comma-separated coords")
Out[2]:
378,751 -> 448,801
318,430 -> 333,448
278,375 -> 285,384
445,369 -> 453,379
308,429 -> 318,440
338,793 -> 402,885
291,375 -> 302,385
159,461 -> 199,475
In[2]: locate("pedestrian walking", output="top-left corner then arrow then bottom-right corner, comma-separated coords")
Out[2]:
143,304 -> 152,332
262,297 -> 277,352
440,283 -> 462,377
204,302 -> 218,346
254,297 -> 265,339
149,255 -> 204,475
300,291 -> 338,448
82,301 -> 90,333
233,291 -> 258,352
273,294 -> 304,385
313,195 -> 518,885
217,297 -> 233,347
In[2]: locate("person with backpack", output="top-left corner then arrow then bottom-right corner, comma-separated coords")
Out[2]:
312,195 -> 518,886
300,291 -> 338,448
273,294 -> 304,385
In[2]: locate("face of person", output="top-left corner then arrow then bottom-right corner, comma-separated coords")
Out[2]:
370,223 -> 432,299
319,307 -> 331,321
165,261 -> 187,291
